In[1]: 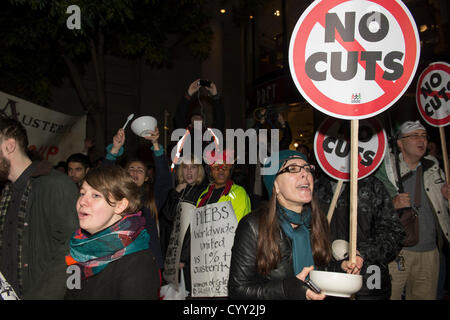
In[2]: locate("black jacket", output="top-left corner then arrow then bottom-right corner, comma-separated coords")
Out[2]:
64,249 -> 160,300
315,175 -> 406,299
228,208 -> 340,300
159,183 -> 207,291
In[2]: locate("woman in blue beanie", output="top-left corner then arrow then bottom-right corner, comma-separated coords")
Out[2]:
228,150 -> 361,300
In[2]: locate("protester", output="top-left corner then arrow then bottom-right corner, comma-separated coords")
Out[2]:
315,174 -> 405,299
197,150 -> 251,222
67,153 -> 91,187
161,155 -> 208,292
376,120 -> 450,300
173,78 -> 225,132
64,165 -> 160,299
247,107 -> 293,208
105,127 -> 172,269
228,150 -> 362,300
0,117 -> 79,299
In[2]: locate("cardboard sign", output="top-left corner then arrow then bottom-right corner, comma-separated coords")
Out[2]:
416,62 -> 450,127
163,201 -> 196,287
289,0 -> 420,119
314,117 -> 386,180
190,201 -> 237,297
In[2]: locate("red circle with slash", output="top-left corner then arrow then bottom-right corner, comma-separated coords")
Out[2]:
416,61 -> 450,127
314,117 -> 387,181
289,0 -> 420,119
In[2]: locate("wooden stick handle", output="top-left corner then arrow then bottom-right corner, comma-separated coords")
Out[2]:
349,120 -> 359,264
327,180 -> 344,225
439,127 -> 450,208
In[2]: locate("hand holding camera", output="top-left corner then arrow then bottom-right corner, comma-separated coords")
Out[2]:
187,79 -> 217,96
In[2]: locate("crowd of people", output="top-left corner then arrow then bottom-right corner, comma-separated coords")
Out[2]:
0,79 -> 449,300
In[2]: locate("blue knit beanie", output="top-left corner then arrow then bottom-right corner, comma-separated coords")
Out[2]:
262,150 -> 308,199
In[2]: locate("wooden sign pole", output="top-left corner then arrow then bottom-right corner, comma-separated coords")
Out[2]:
439,127 -> 450,208
327,179 -> 344,225
349,120 -> 359,264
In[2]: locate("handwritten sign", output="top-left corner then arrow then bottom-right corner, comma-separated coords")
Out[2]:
190,201 -> 237,297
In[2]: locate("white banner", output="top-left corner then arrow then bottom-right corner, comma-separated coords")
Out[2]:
0,91 -> 86,165
190,201 -> 237,297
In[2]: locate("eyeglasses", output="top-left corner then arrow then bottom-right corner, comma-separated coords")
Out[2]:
276,164 -> 315,176
399,134 -> 429,141
128,167 -> 146,175
211,164 -> 232,171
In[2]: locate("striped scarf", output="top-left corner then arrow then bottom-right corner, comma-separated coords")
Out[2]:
65,212 -> 150,280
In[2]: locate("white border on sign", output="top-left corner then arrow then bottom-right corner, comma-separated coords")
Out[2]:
415,61 -> 450,127
288,0 -> 421,120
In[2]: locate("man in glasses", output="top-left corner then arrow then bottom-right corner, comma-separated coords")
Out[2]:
377,120 -> 450,300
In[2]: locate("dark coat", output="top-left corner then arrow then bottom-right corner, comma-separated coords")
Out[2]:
228,208 -> 340,300
64,249 -> 160,300
315,175 -> 406,299
159,183 -> 207,291
16,161 -> 79,299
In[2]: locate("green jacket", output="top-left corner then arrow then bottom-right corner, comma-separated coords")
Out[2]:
17,161 -> 79,299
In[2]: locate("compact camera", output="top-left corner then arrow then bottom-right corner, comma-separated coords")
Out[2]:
198,79 -> 211,88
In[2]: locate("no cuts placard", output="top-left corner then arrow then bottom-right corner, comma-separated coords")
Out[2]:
314,117 -> 387,180
416,62 -> 450,127
289,0 -> 420,119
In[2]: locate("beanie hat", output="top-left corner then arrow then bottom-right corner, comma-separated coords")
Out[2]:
262,150 -> 308,199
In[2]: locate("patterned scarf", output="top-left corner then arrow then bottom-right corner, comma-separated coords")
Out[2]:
65,212 -> 150,280
277,205 -> 315,275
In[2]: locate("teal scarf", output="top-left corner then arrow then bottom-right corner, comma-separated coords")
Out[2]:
277,205 -> 315,275
66,212 -> 150,279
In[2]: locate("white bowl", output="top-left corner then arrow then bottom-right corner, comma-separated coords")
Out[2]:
331,239 -> 349,261
309,270 -> 363,298
131,116 -> 157,137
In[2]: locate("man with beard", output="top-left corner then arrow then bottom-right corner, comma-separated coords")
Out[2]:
376,120 -> 450,300
0,117 -> 79,299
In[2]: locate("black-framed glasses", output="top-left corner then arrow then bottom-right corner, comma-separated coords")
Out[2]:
399,133 -> 429,141
276,164 -> 315,176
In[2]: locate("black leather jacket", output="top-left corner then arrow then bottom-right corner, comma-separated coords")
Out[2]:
315,174 -> 406,299
228,208 -> 340,300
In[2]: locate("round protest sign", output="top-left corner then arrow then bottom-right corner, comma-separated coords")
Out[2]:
416,62 -> 450,127
314,117 -> 386,180
289,0 -> 420,119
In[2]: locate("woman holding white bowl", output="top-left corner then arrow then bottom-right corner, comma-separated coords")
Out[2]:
228,150 -> 362,300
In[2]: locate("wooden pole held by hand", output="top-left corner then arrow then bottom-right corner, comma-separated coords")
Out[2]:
327,179 -> 344,225
349,120 -> 359,265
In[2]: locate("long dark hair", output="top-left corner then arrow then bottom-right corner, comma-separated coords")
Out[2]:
256,187 -> 331,275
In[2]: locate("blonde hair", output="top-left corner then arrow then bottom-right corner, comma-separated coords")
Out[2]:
176,157 -> 205,185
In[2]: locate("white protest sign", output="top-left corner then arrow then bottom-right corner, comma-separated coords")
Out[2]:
0,91 -> 86,164
289,0 -> 420,119
416,62 -> 449,127
314,117 -> 386,181
190,201 -> 237,297
0,271 -> 19,300
163,201 -> 196,286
